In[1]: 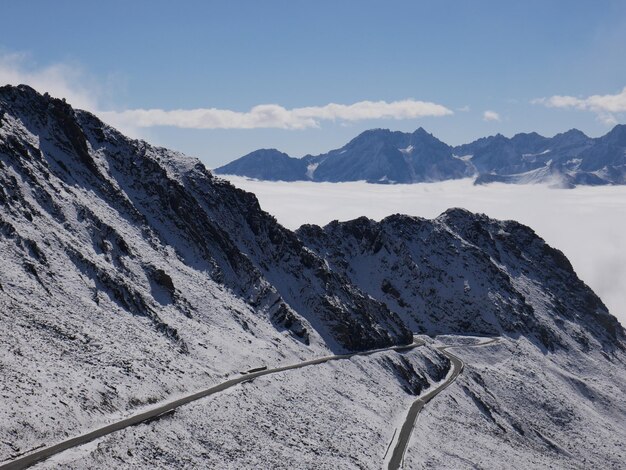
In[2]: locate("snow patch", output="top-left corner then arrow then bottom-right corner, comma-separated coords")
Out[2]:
305,162 -> 319,179
522,149 -> 551,158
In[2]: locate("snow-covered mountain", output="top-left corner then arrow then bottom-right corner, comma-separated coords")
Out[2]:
460,126 -> 626,187
1,85 -> 625,469
0,84 -> 410,461
308,128 -> 470,183
215,125 -> 626,186
217,128 -> 471,184
297,211 -> 622,351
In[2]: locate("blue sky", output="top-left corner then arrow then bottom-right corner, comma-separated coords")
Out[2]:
1,0 -> 626,167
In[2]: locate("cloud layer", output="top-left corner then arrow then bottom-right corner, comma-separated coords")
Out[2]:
1,52 -> 453,131
223,176 -> 626,326
533,87 -> 626,125
100,99 -> 453,130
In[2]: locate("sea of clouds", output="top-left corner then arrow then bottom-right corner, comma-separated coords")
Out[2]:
223,176 -> 626,326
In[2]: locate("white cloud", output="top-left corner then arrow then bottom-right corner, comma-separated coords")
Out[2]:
100,99 -> 454,131
0,51 -> 151,138
482,110 -> 501,122
457,105 -> 471,112
1,51 -> 453,132
0,52 -> 100,112
533,87 -> 626,125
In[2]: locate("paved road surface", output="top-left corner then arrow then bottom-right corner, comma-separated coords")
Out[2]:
387,337 -> 500,470
0,339 -> 424,470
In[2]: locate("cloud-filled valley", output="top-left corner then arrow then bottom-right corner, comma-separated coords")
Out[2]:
224,176 -> 626,325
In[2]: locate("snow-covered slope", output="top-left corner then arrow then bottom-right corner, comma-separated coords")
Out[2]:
31,335 -> 626,470
405,335 -> 626,470
0,84 -> 409,460
297,210 -> 623,352
33,344 -> 451,469
1,85 -> 625,469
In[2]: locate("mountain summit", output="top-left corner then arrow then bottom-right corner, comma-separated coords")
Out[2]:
218,127 -> 471,184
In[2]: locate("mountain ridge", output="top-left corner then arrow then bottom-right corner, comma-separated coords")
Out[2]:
215,124 -> 626,186
297,209 -> 623,354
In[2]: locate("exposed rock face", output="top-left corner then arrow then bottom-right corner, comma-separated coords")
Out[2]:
297,209 -> 624,353
156,153 -> 411,351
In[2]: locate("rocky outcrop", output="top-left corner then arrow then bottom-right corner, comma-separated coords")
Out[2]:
297,209 -> 625,353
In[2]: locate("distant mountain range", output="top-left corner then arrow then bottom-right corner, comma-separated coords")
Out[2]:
215,125 -> 626,187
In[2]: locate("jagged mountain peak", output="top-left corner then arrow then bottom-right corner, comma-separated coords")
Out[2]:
1,83 -> 88,129
215,125 -> 467,183
437,206 -> 479,219
509,131 -> 548,148
514,131 -> 542,137
0,83 -> 134,158
349,126 -> 443,142
601,122 -> 626,144
0,83 -> 41,101
352,127 -> 393,138
558,128 -> 588,138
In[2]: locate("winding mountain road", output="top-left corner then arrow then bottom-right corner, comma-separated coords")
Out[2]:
1,336 -> 499,470
0,339 -> 425,470
386,337 -> 500,470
